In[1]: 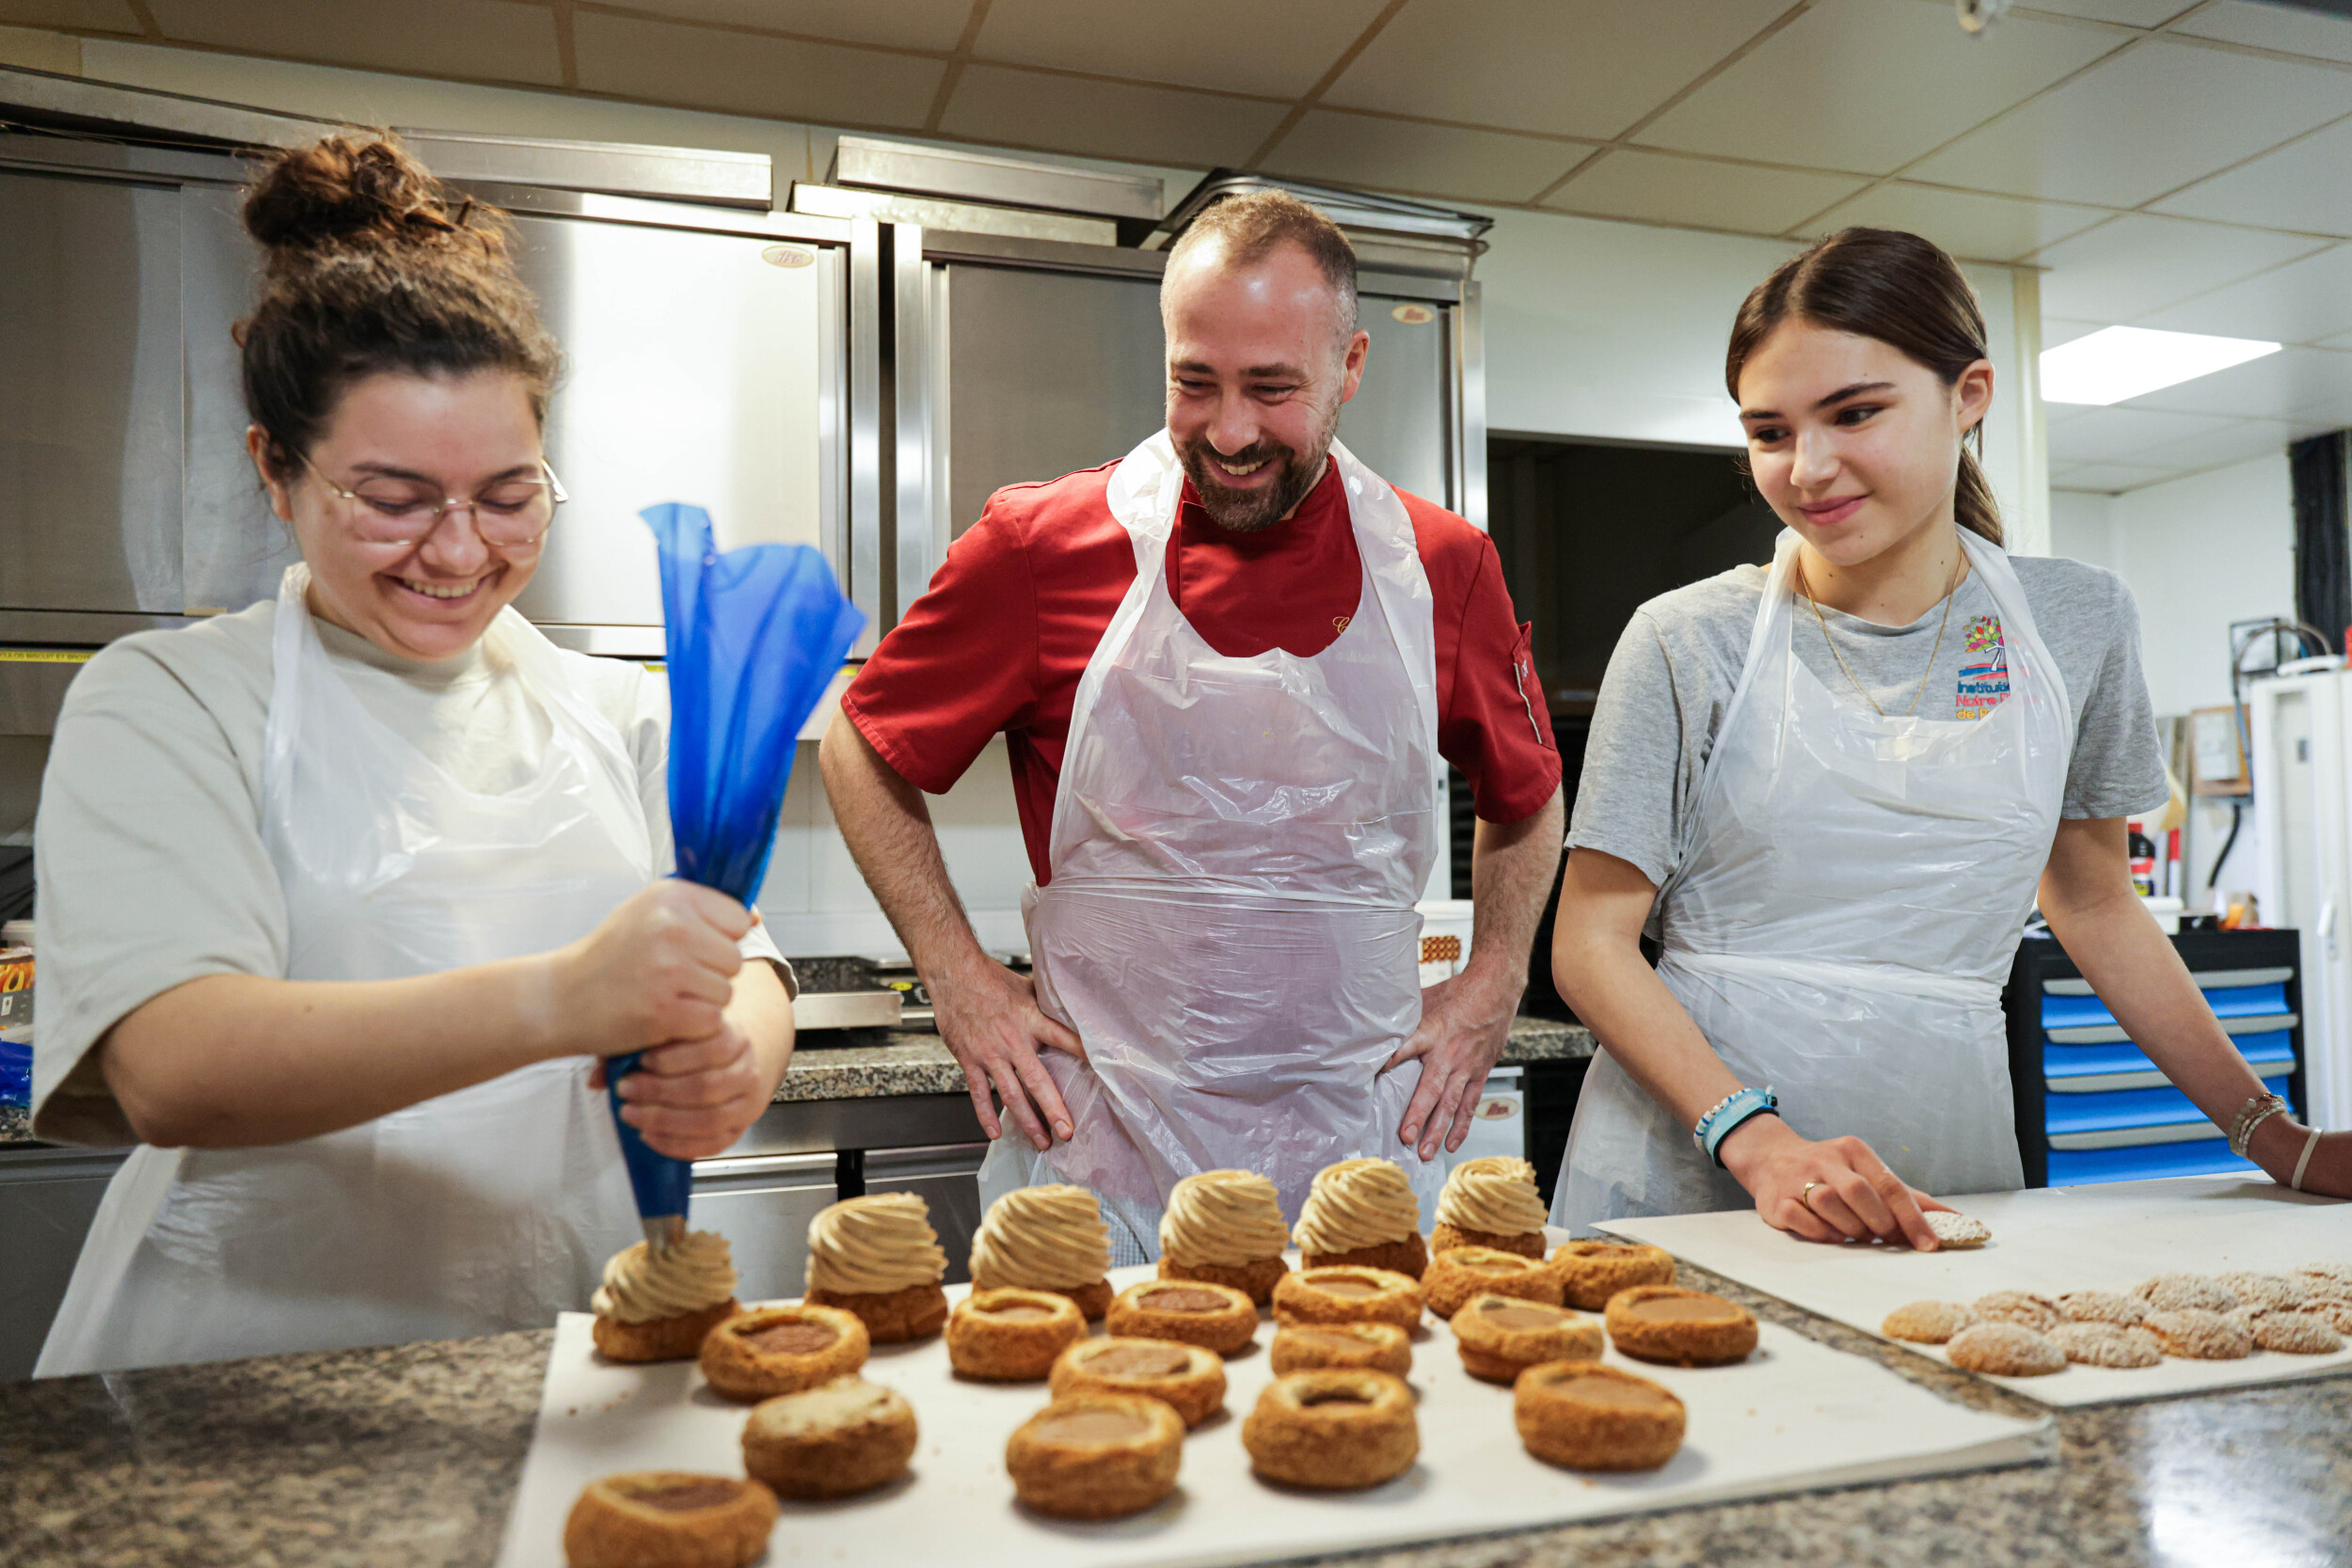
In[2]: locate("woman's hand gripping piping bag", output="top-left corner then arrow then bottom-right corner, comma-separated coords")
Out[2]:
607,502 -> 866,1255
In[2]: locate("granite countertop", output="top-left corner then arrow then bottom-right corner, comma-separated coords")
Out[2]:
6,1259 -> 2344,1567
776,1015 -> 1595,1103
0,1105 -> 26,1145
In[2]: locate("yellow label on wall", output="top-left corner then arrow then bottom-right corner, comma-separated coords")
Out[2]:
0,650 -> 92,664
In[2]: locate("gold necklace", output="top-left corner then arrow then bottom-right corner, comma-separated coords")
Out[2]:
1796,545 -> 1965,719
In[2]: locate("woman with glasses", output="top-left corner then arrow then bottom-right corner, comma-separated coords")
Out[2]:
28,135 -> 794,1375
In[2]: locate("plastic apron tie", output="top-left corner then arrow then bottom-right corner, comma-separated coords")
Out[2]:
1555,527 -> 2073,1229
39,565 -> 655,1376
979,432 -> 1445,1260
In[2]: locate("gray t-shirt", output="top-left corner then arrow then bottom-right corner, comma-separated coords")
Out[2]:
1569,552 -> 2169,902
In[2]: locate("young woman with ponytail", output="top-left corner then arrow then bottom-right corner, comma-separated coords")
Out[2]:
1551,228 -> 2348,1241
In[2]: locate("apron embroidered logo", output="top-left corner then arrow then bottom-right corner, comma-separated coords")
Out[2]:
1333,615 -> 1351,634
1957,614 -> 2009,720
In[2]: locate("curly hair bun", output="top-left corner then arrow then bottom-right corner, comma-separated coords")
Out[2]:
242,133 -> 506,269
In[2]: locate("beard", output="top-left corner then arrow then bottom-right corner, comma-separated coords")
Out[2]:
1175,404 -> 1341,535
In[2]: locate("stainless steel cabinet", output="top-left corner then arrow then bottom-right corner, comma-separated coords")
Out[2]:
0,1145 -> 122,1382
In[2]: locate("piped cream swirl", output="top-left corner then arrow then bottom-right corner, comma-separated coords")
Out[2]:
1158,1169 -> 1289,1267
805,1192 -> 946,1295
1435,1155 -> 1547,1237
969,1184 -> 1111,1289
1291,1158 -> 1422,1255
590,1230 -> 737,1323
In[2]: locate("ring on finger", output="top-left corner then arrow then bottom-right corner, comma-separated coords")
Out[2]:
1800,1179 -> 1824,1207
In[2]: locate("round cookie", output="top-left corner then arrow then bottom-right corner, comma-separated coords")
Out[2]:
1005,1394 -> 1184,1520
1242,1370 -> 1419,1491
2143,1307 -> 2253,1359
1450,1293 -> 1603,1386
1268,1322 -> 1413,1378
946,1288 -> 1088,1382
1549,1240 -> 1675,1310
1970,1291 -> 2062,1332
1105,1279 -> 1258,1355
2217,1272 -> 2313,1311
1049,1338 -> 1228,1429
1422,1245 -> 1563,1319
1923,1211 -> 1991,1249
1882,1300 -> 1978,1344
1603,1286 -> 1757,1367
1272,1266 -> 1424,1332
2241,1309 -> 2344,1355
1945,1321 -> 2065,1376
2134,1273 -> 2239,1314
563,1473 -> 777,1568
1514,1361 -> 1685,1472
740,1376 -> 917,1500
2047,1322 -> 2162,1369
2056,1289 -> 2145,1328
699,1305 -> 869,1403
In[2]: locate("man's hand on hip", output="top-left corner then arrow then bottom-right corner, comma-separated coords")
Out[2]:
932,955 -> 1086,1151
1385,967 -> 1519,1162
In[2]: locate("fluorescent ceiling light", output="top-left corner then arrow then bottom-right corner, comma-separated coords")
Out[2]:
2041,325 -> 2280,406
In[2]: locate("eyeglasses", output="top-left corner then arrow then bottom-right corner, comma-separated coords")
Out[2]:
297,450 -> 569,548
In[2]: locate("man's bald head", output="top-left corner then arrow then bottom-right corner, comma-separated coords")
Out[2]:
1161,189 -> 1359,351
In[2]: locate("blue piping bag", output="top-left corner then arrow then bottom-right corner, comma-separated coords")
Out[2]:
608,502 -> 866,1253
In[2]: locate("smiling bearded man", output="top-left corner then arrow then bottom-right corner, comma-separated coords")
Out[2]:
819,189 -> 1565,1264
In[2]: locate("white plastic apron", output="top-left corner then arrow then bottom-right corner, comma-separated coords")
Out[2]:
39,565 -> 651,1375
979,432 -> 1443,1261
1554,527 -> 2073,1228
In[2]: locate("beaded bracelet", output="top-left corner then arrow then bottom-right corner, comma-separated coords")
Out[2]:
2228,1092 -> 2289,1158
1692,1086 -> 1778,1168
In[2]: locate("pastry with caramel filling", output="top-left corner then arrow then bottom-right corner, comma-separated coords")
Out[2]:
1549,1239 -> 1676,1310
1430,1156 -> 1548,1258
1603,1285 -> 1757,1367
699,1305 -> 868,1402
589,1230 -> 742,1363
740,1376 -> 916,1500
1423,1245 -> 1564,1319
969,1185 -> 1114,1321
801,1193 -> 949,1344
1450,1293 -> 1601,1385
1271,1265 -> 1423,1331
563,1472 -> 776,1568
1005,1394 -> 1184,1519
1242,1370 -> 1418,1490
1514,1362 -> 1685,1472
946,1288 -> 1087,1382
1291,1159 -> 1428,1278
1158,1169 -> 1292,1305
1049,1337 -> 1227,1428
1268,1322 -> 1412,1378
1105,1278 -> 1258,1354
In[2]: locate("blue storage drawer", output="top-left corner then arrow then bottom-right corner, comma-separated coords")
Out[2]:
2044,1074 -> 2292,1136
2042,1027 -> 2296,1085
2040,982 -> 2289,1030
2048,1139 -> 2258,1185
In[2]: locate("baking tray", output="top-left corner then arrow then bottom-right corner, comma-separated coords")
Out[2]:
495,1243 -> 2046,1568
1601,1175 -> 2352,1408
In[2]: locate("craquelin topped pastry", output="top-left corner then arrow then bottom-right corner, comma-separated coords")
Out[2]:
1423,1244 -> 1564,1319
590,1229 -> 742,1363
1430,1156 -> 1548,1259
1269,1322 -> 1412,1378
1450,1292 -> 1601,1385
946,1288 -> 1088,1382
1292,1158 -> 1428,1278
1604,1285 -> 1757,1367
1158,1169 -> 1292,1305
1272,1265 -> 1423,1331
563,1472 -> 777,1568
1243,1370 -> 1419,1490
1549,1239 -> 1676,1310
1051,1336 -> 1228,1427
1106,1278 -> 1259,1355
969,1184 -> 1114,1320
802,1192 -> 949,1344
700,1304 -> 868,1402
1514,1363 -> 1684,1472
740,1375 -> 918,1499
1005,1394 -> 1184,1519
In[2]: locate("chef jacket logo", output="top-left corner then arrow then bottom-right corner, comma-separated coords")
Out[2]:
1957,614 -> 2009,720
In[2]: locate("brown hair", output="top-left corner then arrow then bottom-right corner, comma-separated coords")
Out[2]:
1725,227 -> 2001,546
237,133 -> 559,479
1165,188 -> 1359,342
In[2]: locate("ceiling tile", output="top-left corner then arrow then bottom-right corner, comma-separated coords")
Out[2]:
2120,416 -> 2296,473
2173,0 -> 2352,62
1540,149 -> 1867,236
974,0 -> 1385,99
2016,0 -> 2195,22
940,64 -> 1289,169
147,0 -> 561,85
1806,182 -> 2110,262
2042,316 -> 2106,350
1261,110 -> 1586,205
0,0 -> 139,29
2139,244 -> 2352,345
2043,405 -> 2244,463
575,11 -> 942,126
2052,461 -> 2182,492
2122,345 -> 2352,419
1907,38 -> 2352,207
2031,214 -> 2327,321
1323,0 -> 1788,141
1639,0 -> 2118,175
2151,118 -> 2352,239
591,1 -> 976,52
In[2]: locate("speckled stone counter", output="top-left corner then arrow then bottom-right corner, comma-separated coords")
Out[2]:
776,1016 -> 1595,1103
6,1260 -> 2344,1567
0,1104 -> 27,1144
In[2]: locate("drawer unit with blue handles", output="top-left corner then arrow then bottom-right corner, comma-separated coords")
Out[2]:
2002,927 -> 2304,1187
